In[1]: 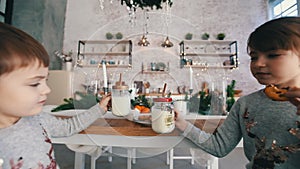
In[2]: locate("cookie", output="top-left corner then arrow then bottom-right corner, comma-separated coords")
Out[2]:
264,84 -> 288,101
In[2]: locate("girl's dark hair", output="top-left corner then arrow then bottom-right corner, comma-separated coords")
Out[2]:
247,17 -> 300,54
0,22 -> 49,76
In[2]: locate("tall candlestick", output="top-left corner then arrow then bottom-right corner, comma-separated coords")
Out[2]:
189,66 -> 193,90
102,62 -> 108,88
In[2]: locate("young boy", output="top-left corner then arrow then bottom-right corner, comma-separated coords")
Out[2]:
0,22 -> 111,168
176,17 -> 300,169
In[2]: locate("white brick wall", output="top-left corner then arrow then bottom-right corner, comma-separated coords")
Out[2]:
64,0 -> 268,95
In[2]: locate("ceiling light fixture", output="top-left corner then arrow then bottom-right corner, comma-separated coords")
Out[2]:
161,36 -> 173,47
161,1 -> 173,48
138,35 -> 150,46
138,10 -> 150,47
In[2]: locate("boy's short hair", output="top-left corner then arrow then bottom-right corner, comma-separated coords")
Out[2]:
247,16 -> 300,54
0,22 -> 49,76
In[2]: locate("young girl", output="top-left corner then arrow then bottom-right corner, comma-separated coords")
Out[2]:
176,17 -> 300,169
0,23 -> 111,168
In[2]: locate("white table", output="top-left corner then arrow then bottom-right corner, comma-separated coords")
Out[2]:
52,133 -> 227,169
48,107 -> 241,169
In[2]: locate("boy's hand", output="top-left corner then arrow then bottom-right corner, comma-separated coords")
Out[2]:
99,93 -> 111,112
283,87 -> 300,115
174,110 -> 188,131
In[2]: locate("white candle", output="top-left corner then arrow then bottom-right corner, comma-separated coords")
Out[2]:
189,66 -> 193,90
94,80 -> 98,95
102,62 -> 108,88
222,81 -> 226,99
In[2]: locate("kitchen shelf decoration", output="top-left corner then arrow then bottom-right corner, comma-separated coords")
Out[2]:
201,33 -> 210,40
77,40 -> 132,68
185,33 -> 193,40
105,32 -> 114,40
217,33 -> 226,40
141,62 -> 169,73
115,32 -> 123,39
179,40 -> 238,69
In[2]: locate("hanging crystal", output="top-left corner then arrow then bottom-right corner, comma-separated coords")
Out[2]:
124,0 -> 136,25
98,0 -> 104,10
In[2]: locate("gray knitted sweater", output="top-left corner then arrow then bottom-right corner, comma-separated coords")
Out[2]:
183,89 -> 300,169
0,105 -> 104,169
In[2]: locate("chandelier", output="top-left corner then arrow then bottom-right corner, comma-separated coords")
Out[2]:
120,0 -> 173,10
98,0 -> 173,24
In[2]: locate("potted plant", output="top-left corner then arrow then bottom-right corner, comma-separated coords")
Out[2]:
106,32 -> 113,40
217,33 -> 226,40
115,32 -> 123,39
201,33 -> 210,40
185,33 -> 193,40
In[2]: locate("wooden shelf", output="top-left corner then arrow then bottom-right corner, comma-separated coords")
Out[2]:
182,65 -> 236,69
76,63 -> 132,68
179,40 -> 238,68
77,40 -> 132,68
180,40 -> 236,44
79,40 -> 131,44
78,52 -> 130,56
141,70 -> 169,74
183,53 -> 237,57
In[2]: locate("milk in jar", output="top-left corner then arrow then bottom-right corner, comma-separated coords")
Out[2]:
111,81 -> 130,116
151,98 -> 175,133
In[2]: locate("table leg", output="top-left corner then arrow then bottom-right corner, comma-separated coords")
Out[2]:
190,148 -> 195,165
102,146 -> 113,162
132,148 -> 136,164
209,156 -> 218,169
169,148 -> 174,169
90,156 -> 96,169
74,152 -> 85,169
127,149 -> 132,169
108,146 -> 113,162
166,150 -> 170,165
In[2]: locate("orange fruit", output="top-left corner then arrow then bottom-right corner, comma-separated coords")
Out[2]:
134,105 -> 143,112
141,107 -> 150,113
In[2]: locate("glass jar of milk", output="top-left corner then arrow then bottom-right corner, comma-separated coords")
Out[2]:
151,98 -> 175,133
111,84 -> 130,116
